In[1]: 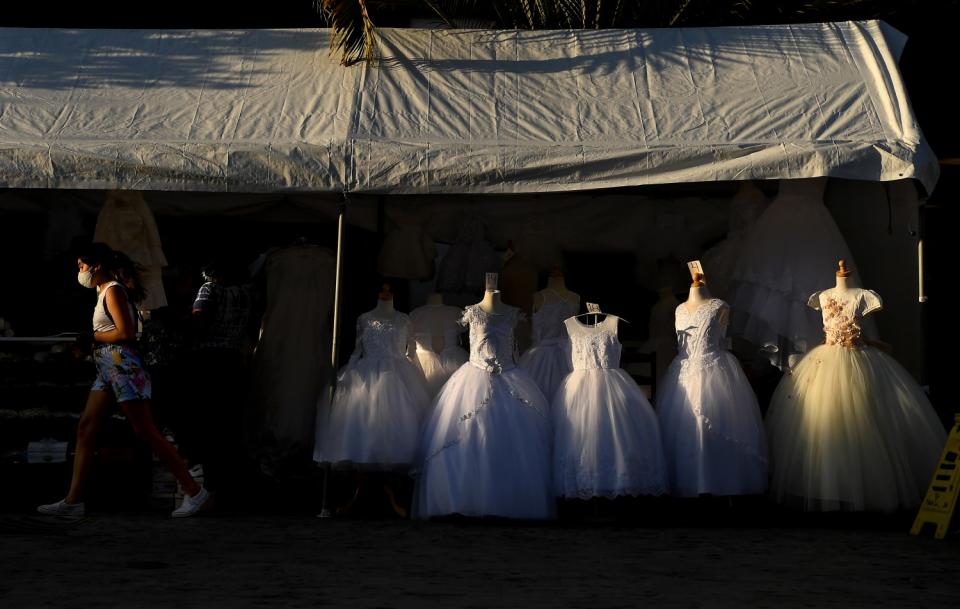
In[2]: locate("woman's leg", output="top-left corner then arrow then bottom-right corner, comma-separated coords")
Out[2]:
121,400 -> 201,497
65,390 -> 113,504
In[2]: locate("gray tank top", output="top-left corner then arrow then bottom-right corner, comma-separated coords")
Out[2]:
92,281 -> 136,333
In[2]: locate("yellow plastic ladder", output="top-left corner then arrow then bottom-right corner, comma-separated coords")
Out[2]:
911,414 -> 960,539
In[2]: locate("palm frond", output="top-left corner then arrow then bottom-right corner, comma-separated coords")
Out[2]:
317,0 -> 379,65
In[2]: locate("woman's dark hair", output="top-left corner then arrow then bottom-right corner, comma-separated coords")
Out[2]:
76,242 -> 147,303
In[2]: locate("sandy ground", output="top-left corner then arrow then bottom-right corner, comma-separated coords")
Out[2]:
1,510 -> 958,609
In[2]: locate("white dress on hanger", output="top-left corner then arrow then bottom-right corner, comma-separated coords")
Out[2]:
409,304 -> 468,398
519,293 -> 578,400
657,298 -> 769,497
315,311 -> 429,470
766,288 -> 945,512
253,245 -> 335,460
415,304 -> 554,519
728,178 -> 865,365
552,315 -> 669,499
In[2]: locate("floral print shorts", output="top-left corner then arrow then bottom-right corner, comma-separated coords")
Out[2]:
91,344 -> 152,403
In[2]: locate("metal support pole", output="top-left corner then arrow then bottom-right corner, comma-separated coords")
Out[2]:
319,196 -> 347,519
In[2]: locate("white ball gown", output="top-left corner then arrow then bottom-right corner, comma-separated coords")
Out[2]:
728,178 -> 866,366
766,288 -> 945,512
552,315 -> 669,499
519,293 -> 578,400
657,298 -> 769,496
409,304 -> 468,398
313,311 -> 430,470
415,304 -> 554,519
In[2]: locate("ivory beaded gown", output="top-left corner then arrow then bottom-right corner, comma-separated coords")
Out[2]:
313,311 -> 429,470
415,304 -> 554,519
657,298 -> 769,497
520,293 -> 578,400
552,315 -> 669,499
766,288 -> 945,512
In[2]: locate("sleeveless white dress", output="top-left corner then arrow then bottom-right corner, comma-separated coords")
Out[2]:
766,288 -> 945,512
409,304 -> 468,398
552,316 -> 669,499
519,294 -> 578,400
414,304 -> 554,519
313,311 -> 429,470
657,298 -> 769,497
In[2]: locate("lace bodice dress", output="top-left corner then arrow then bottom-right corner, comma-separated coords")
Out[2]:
313,311 -> 429,470
766,287 -> 945,511
415,304 -> 554,519
520,295 -> 579,398
657,298 -> 768,497
552,315 -> 669,499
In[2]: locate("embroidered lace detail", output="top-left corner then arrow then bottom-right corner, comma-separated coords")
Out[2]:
356,313 -> 412,361
822,296 -> 864,349
462,304 -> 521,373
565,316 -> 621,370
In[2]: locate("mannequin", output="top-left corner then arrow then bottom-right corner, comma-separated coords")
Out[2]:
765,257 -> 945,512
480,273 -> 510,315
685,273 -> 729,324
409,293 -> 468,397
520,266 -> 580,398
373,284 -> 396,319
532,265 -> 580,311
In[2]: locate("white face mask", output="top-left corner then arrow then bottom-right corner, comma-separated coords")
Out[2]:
77,270 -> 96,289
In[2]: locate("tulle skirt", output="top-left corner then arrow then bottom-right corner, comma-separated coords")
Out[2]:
519,339 -> 572,402
314,356 -> 429,470
657,352 -> 769,497
553,368 -> 669,499
766,344 -> 945,512
416,346 -> 468,398
414,363 -> 555,519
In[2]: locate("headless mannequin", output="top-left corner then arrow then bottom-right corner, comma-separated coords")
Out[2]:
372,285 -> 396,320
479,273 -> 510,315
685,273 -> 728,324
418,292 -> 456,352
533,266 -> 580,311
831,260 -> 859,293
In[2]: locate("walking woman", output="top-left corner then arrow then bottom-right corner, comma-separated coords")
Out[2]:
38,243 -> 209,518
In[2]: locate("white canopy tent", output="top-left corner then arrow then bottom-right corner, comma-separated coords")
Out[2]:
0,22 -> 937,381
0,22 -> 938,194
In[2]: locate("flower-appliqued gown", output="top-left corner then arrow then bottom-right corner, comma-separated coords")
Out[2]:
415,304 -> 554,519
519,295 -> 579,400
409,304 -> 468,398
314,312 -> 430,470
657,299 -> 769,497
552,315 -> 669,499
766,288 -> 945,512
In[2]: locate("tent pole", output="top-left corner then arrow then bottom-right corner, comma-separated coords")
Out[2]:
319,195 -> 348,519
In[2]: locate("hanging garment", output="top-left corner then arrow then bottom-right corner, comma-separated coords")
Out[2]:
552,315 -> 669,500
519,292 -> 578,400
435,218 -> 501,294
409,304 -> 468,398
701,183 -> 767,300
728,178 -> 869,366
657,298 -> 769,497
252,245 -> 335,461
766,288 -> 945,512
378,223 -> 436,280
93,190 -> 168,310
415,304 -> 554,519
314,311 -> 429,470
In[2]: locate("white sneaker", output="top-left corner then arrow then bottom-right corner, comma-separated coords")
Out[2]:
37,499 -> 85,517
171,487 -> 210,518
